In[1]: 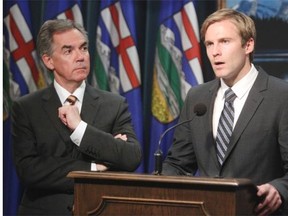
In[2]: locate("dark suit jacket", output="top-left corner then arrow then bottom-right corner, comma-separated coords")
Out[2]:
12,84 -> 142,215
163,67 -> 288,213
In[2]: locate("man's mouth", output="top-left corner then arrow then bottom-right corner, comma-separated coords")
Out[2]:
214,61 -> 224,66
75,66 -> 87,70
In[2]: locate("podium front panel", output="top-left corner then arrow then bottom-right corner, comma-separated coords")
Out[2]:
68,171 -> 258,215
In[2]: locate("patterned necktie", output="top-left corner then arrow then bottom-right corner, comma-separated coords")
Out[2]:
66,95 -> 77,105
216,88 -> 237,165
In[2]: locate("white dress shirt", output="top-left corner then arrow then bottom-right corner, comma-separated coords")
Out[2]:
54,80 -> 97,171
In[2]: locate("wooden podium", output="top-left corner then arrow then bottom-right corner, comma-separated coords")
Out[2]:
68,171 -> 258,215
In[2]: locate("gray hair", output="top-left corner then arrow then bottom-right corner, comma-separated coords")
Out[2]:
36,19 -> 88,59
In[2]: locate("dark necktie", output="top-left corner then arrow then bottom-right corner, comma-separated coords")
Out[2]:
66,95 -> 77,105
216,88 -> 237,165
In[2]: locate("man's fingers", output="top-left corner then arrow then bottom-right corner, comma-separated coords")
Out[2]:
97,164 -> 108,171
114,134 -> 127,141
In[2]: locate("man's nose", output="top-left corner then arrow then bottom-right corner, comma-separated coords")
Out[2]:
75,49 -> 86,60
212,44 -> 221,57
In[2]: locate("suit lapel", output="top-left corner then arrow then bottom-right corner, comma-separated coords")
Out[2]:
222,69 -> 268,165
81,85 -> 100,125
42,85 -> 73,146
207,81 -> 222,169
193,80 -> 220,171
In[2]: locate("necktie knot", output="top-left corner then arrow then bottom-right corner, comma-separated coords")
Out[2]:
225,88 -> 236,103
66,95 -> 77,105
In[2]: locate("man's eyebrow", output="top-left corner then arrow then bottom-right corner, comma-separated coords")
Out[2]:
204,40 -> 212,45
61,41 -> 88,50
80,41 -> 88,47
61,45 -> 72,50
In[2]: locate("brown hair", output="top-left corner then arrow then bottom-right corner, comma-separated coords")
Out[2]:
201,8 -> 256,62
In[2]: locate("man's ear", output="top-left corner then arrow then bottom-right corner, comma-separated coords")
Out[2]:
42,54 -> 54,71
245,38 -> 255,54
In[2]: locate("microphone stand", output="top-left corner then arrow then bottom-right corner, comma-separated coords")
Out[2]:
153,103 -> 207,175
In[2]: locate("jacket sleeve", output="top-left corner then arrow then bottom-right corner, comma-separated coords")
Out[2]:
269,98 -> 288,206
12,99 -> 91,192
78,96 -> 142,172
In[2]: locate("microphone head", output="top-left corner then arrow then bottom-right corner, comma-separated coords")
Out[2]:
194,103 -> 207,116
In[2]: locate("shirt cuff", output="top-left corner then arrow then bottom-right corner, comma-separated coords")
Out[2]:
70,120 -> 87,146
91,162 -> 98,171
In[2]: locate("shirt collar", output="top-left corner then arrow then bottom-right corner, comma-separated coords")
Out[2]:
219,64 -> 258,100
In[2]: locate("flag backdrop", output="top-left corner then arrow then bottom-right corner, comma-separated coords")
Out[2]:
3,1 -> 46,94
148,0 -> 204,173
94,0 -> 144,172
3,0 -> 46,215
3,0 -> 218,214
43,0 -> 83,24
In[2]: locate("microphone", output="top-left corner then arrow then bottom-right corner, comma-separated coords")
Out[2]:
154,103 -> 207,175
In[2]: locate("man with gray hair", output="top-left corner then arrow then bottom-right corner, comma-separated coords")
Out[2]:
12,19 -> 142,215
